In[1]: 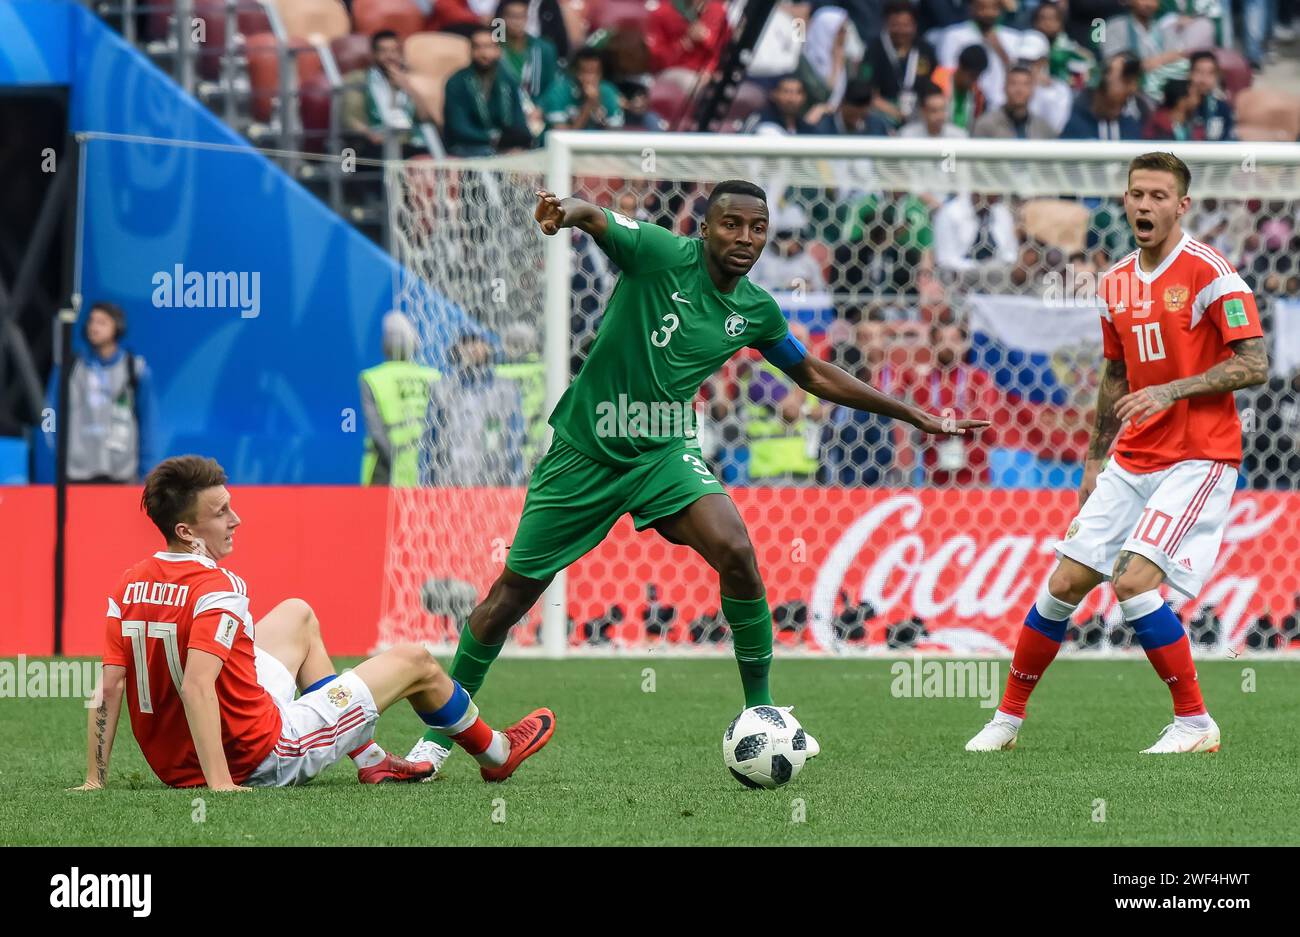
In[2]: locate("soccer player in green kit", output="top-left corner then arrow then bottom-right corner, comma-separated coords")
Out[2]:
408,180 -> 990,776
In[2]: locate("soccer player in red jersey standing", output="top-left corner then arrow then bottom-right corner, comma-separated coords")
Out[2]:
967,152 -> 1270,754
72,455 -> 554,790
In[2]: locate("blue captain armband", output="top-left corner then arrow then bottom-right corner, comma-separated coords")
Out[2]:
757,332 -> 808,372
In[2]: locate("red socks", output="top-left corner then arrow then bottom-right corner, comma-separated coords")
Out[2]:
1144,635 -> 1206,716
1000,626 -> 1064,719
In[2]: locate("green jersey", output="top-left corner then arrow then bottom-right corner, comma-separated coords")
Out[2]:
549,209 -> 791,466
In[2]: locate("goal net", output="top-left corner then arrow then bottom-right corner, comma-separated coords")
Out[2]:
378,136 -> 1300,657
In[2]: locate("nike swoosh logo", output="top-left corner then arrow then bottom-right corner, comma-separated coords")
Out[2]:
522,713 -> 553,752
671,291 -> 691,304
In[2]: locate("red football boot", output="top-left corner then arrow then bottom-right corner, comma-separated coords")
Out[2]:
480,708 -> 556,782
358,753 -> 435,784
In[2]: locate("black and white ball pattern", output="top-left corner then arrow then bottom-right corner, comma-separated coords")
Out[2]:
721,706 -> 808,789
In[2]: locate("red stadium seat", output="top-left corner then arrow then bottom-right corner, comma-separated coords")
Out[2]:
352,0 -> 425,42
648,68 -> 700,128
330,33 -> 373,76
299,74 -> 333,151
246,31 -> 320,123
193,1 -> 274,82
1234,88 -> 1300,141
1213,47 -> 1252,100
405,31 -> 470,83
588,0 -> 650,30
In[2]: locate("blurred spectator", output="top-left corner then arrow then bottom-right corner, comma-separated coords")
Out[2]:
858,0 -> 938,128
1031,1 -> 1094,88
749,227 -> 829,293
619,80 -> 669,131
1242,0 -> 1279,68
426,334 -> 525,486
738,325 -> 821,483
919,0 -> 972,32
899,80 -> 969,137
973,65 -> 1057,137
815,79 -> 893,135
931,44 -> 990,132
495,322 -> 546,471
832,190 -> 936,298
1065,0 -> 1126,50
360,312 -> 437,487
541,48 -> 624,130
749,3 -> 807,84
43,301 -> 157,484
1020,29 -> 1073,134
1101,0 -> 1212,98
836,0 -> 889,47
645,0 -> 730,73
935,0 -> 1022,109
742,74 -> 819,134
1143,77 -> 1206,140
1061,52 -> 1145,139
443,26 -> 530,156
802,4 -> 862,109
496,0 -> 559,101
898,321 -> 1000,486
818,340 -> 897,485
341,30 -> 434,157
1188,50 -> 1235,141
933,193 -> 1018,272
1241,366 -> 1300,490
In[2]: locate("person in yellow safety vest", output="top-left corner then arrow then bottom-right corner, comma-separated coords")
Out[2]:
739,325 -> 822,481
494,322 -> 546,471
359,312 -> 438,486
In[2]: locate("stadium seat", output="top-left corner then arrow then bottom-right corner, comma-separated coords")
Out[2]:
404,31 -> 470,85
649,68 -> 701,128
299,73 -> 333,150
330,32 -> 373,75
405,71 -> 445,126
352,0 -> 425,41
587,0 -> 651,30
1234,88 -> 1300,141
1213,47 -> 1253,99
725,80 -> 768,126
1021,199 -> 1089,253
245,32 -> 320,122
147,0 -> 175,41
269,0 -> 351,41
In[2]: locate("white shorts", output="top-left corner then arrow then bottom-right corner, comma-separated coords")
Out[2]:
244,647 -> 380,787
1055,458 -> 1238,599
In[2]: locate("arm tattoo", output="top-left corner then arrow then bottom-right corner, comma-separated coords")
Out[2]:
1168,337 -> 1269,400
94,701 -> 108,785
1088,357 -> 1130,460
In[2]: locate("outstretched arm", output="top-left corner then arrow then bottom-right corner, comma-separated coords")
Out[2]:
1114,336 -> 1270,426
535,189 -> 607,239
69,664 -> 126,791
784,354 -> 991,436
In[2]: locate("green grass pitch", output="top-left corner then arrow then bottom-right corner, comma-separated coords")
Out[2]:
5,658 -> 1298,846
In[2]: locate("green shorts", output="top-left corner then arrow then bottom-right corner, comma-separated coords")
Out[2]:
506,435 -> 726,581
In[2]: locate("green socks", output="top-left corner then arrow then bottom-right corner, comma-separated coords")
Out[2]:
721,593 -> 775,708
420,625 -> 506,747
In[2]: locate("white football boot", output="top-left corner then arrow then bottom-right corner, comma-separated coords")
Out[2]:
965,714 -> 1021,751
1140,717 -> 1220,754
778,706 -> 820,758
405,738 -> 452,780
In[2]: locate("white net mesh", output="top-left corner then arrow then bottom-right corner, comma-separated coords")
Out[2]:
379,139 -> 1300,656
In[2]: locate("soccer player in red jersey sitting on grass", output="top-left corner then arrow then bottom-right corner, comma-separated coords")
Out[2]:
72,455 -> 554,791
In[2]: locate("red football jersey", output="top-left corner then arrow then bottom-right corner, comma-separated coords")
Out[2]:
1099,233 -> 1263,473
103,552 -> 281,787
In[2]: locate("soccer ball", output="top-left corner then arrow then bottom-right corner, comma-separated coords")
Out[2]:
722,705 -> 808,789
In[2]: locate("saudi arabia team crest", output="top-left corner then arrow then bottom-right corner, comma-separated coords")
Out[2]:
725,313 -> 748,337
